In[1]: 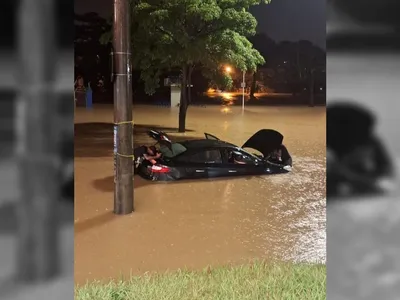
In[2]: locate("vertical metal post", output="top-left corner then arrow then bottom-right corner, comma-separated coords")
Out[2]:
242,70 -> 245,113
113,0 -> 134,214
16,0 -> 59,281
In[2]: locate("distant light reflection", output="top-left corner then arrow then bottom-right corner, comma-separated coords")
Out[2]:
220,107 -> 231,114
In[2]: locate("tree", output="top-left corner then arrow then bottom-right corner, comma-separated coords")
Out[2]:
248,33 -> 277,98
270,40 -> 325,104
293,41 -> 325,106
102,0 -> 267,132
75,13 -> 111,85
249,70 -> 257,99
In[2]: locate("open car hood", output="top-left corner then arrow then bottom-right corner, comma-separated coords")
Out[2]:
242,129 -> 284,157
327,102 -> 375,154
148,130 -> 172,148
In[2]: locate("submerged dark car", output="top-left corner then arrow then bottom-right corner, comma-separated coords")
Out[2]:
137,129 -> 292,181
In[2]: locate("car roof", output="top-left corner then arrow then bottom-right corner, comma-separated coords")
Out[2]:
180,139 -> 237,150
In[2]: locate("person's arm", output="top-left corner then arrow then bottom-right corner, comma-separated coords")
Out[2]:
335,164 -> 377,186
234,159 -> 246,164
143,152 -> 161,164
340,137 -> 394,183
328,147 -> 375,186
328,146 -> 392,194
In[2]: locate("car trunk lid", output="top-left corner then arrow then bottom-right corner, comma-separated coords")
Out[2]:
148,130 -> 173,148
241,129 -> 284,157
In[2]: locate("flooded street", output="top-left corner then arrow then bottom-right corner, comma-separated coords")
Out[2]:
74,104 -> 326,284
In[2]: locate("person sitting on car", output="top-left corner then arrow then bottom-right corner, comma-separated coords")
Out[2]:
133,145 -> 161,171
327,135 -> 395,197
268,144 -> 292,167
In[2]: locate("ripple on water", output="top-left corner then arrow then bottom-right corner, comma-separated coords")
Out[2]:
237,156 -> 326,264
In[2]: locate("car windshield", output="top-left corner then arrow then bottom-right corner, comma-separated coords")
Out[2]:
239,148 -> 262,160
160,142 -> 187,158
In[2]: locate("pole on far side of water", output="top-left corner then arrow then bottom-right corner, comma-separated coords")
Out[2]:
242,70 -> 245,113
113,0 -> 133,214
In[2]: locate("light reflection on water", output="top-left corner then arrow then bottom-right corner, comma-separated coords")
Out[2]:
234,157 -> 326,264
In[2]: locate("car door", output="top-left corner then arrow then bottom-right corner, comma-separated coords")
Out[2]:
173,150 -> 211,179
187,149 -> 226,179
201,149 -> 225,178
174,149 -> 225,179
172,152 -> 203,179
222,148 -> 263,177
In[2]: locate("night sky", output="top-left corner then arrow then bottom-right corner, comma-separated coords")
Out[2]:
75,0 -> 325,49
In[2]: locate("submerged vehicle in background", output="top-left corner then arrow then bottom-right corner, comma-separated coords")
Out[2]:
137,129 -> 292,181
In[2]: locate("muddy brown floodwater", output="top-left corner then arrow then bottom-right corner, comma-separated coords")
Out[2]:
74,104 -> 326,285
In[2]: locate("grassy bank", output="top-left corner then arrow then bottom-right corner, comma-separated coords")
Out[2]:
75,262 -> 326,300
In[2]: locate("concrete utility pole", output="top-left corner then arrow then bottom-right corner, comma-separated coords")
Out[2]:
16,0 -> 60,281
113,0 -> 134,214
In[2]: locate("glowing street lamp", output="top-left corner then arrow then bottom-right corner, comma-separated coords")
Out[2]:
225,66 -> 245,113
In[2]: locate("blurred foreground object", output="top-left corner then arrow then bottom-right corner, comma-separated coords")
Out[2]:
331,0 -> 399,29
327,0 -> 399,50
15,0 -> 60,281
327,102 -> 395,199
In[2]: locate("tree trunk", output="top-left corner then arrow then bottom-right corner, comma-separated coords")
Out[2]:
309,69 -> 315,107
178,65 -> 188,132
250,71 -> 257,100
187,65 -> 193,104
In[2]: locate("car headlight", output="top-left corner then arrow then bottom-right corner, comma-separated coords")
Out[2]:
283,165 -> 292,171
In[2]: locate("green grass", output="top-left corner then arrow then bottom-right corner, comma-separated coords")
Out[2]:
75,261 -> 326,300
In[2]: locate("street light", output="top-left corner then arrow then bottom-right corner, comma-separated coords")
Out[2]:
225,66 -> 245,113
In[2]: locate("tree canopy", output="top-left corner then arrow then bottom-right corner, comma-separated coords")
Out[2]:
102,0 -> 270,131
102,0 -> 267,93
